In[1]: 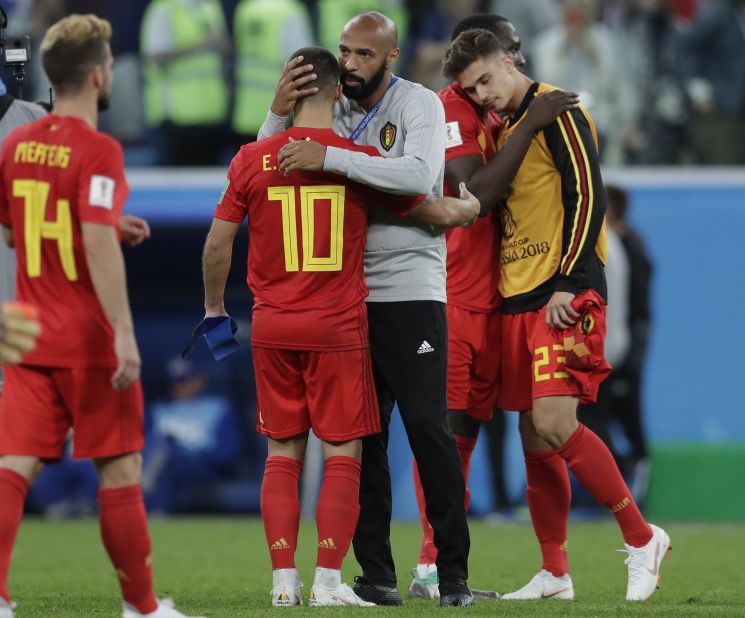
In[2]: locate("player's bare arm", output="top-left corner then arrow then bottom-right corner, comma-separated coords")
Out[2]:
445,90 -> 579,216
409,182 -> 479,228
119,214 -> 151,247
270,55 -> 319,117
202,217 -> 241,318
0,302 -> 40,364
81,222 -> 140,391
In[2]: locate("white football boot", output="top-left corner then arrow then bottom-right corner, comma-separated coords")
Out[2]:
623,524 -> 671,601
309,568 -> 375,607
501,569 -> 574,600
122,598 -> 206,618
270,568 -> 303,607
408,566 -> 439,599
0,597 -> 15,618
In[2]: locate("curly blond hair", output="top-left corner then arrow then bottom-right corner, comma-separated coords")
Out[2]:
40,14 -> 112,95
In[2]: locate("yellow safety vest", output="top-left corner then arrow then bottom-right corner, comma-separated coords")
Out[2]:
232,0 -> 311,135
141,0 -> 228,127
318,0 -> 408,52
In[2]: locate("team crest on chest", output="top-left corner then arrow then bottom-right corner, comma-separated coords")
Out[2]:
379,121 -> 397,151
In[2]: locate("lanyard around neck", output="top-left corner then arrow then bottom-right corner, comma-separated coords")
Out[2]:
349,75 -> 399,142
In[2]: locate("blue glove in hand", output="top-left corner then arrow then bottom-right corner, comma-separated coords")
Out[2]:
183,315 -> 241,361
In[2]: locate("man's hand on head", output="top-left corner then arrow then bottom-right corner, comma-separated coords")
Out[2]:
270,56 -> 319,117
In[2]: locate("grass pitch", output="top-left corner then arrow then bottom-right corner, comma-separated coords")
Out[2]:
8,517 -> 745,616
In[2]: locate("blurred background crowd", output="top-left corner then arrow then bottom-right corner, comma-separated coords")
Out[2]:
1,0 -> 744,167
1,0 -> 743,522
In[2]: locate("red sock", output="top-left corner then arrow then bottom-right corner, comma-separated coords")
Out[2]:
316,456 -> 361,570
413,434 -> 478,565
98,485 -> 157,614
455,434 -> 477,511
559,424 -> 652,547
0,469 -> 28,604
525,450 -> 570,576
412,459 -> 436,564
261,456 -> 302,569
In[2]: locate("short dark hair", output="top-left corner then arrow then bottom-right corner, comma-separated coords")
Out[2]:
41,14 -> 111,96
605,185 -> 629,220
443,28 -> 505,81
289,46 -> 339,102
451,13 -> 508,41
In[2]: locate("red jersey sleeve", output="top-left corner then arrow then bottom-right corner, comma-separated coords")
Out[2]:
214,149 -> 249,223
443,97 -> 484,161
77,135 -> 128,227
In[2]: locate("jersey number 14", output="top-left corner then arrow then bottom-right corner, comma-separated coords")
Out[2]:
267,185 -> 345,272
14,179 -> 78,281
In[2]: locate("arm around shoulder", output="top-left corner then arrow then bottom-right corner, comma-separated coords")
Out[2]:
408,183 -> 480,228
325,88 -> 446,195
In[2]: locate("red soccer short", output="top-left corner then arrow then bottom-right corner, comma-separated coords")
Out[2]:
447,304 -> 501,420
252,346 -> 380,442
498,290 -> 612,412
0,364 -> 144,460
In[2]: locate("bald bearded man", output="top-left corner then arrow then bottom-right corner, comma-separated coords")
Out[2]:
259,12 -> 472,607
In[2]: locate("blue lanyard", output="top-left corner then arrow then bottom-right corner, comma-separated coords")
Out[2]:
349,76 -> 399,142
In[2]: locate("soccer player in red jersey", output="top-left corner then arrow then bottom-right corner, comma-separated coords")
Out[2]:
201,46 -> 479,608
443,29 -> 670,602
0,15 -> 200,618
408,15 -> 579,599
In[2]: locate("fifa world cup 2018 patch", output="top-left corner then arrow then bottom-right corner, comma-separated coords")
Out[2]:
445,121 -> 463,148
218,178 -> 230,204
380,121 -> 397,151
89,175 -> 115,209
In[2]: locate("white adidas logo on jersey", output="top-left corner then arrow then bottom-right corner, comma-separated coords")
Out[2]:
417,340 -> 434,354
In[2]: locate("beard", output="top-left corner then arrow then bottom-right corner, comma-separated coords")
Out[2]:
341,59 -> 388,100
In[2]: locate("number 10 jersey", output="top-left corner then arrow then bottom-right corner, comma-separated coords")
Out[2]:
215,127 -> 419,352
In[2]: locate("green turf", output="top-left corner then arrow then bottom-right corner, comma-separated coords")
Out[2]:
8,517 -> 745,616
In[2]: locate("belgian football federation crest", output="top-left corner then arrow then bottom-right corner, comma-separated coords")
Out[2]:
380,121 -> 397,151
580,313 -> 595,335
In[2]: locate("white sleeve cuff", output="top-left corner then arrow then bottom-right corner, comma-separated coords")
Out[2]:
322,146 -> 350,175
257,108 -> 289,140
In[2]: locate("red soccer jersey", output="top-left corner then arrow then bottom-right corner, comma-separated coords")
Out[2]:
215,126 -> 419,351
0,114 -> 127,368
439,82 -> 502,313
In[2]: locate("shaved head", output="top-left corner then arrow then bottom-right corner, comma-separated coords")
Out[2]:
343,11 -> 398,50
338,11 -> 400,103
